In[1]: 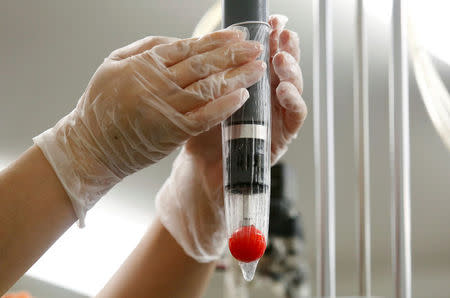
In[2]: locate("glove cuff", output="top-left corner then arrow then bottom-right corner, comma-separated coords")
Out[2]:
155,150 -> 227,263
34,127 -> 88,227
33,112 -> 120,227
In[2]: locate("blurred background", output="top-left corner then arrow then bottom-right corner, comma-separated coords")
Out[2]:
1,0 -> 449,297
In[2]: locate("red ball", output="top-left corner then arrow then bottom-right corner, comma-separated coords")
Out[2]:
228,225 -> 266,263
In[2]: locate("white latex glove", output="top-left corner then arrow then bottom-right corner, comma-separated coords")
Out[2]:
155,15 -> 307,262
34,29 -> 266,226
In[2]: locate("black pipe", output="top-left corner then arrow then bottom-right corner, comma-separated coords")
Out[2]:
223,0 -> 268,25
222,0 -> 271,195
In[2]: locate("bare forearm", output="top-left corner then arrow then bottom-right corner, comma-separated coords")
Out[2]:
0,145 -> 77,293
97,218 -> 216,298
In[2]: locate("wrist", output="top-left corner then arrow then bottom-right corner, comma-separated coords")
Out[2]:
33,111 -> 121,226
177,148 -> 223,198
155,148 -> 227,263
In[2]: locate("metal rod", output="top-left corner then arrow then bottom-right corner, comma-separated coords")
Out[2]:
354,0 -> 371,296
389,0 -> 412,297
313,0 -> 336,296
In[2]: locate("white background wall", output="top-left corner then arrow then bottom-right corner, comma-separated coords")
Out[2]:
1,0 -> 449,297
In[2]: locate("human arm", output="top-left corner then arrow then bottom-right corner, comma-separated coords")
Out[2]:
97,218 -> 215,298
0,29 -> 265,294
0,145 -> 77,293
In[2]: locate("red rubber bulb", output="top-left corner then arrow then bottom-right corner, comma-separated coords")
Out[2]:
228,225 -> 266,263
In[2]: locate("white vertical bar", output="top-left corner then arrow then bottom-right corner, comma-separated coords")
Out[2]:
354,0 -> 371,296
389,0 -> 412,298
313,0 -> 336,296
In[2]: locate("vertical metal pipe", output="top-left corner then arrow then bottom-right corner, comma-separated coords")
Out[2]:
354,0 -> 371,296
389,0 -> 412,297
313,0 -> 336,296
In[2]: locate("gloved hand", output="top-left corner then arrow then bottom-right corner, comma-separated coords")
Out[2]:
34,29 -> 266,226
155,15 -> 307,262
